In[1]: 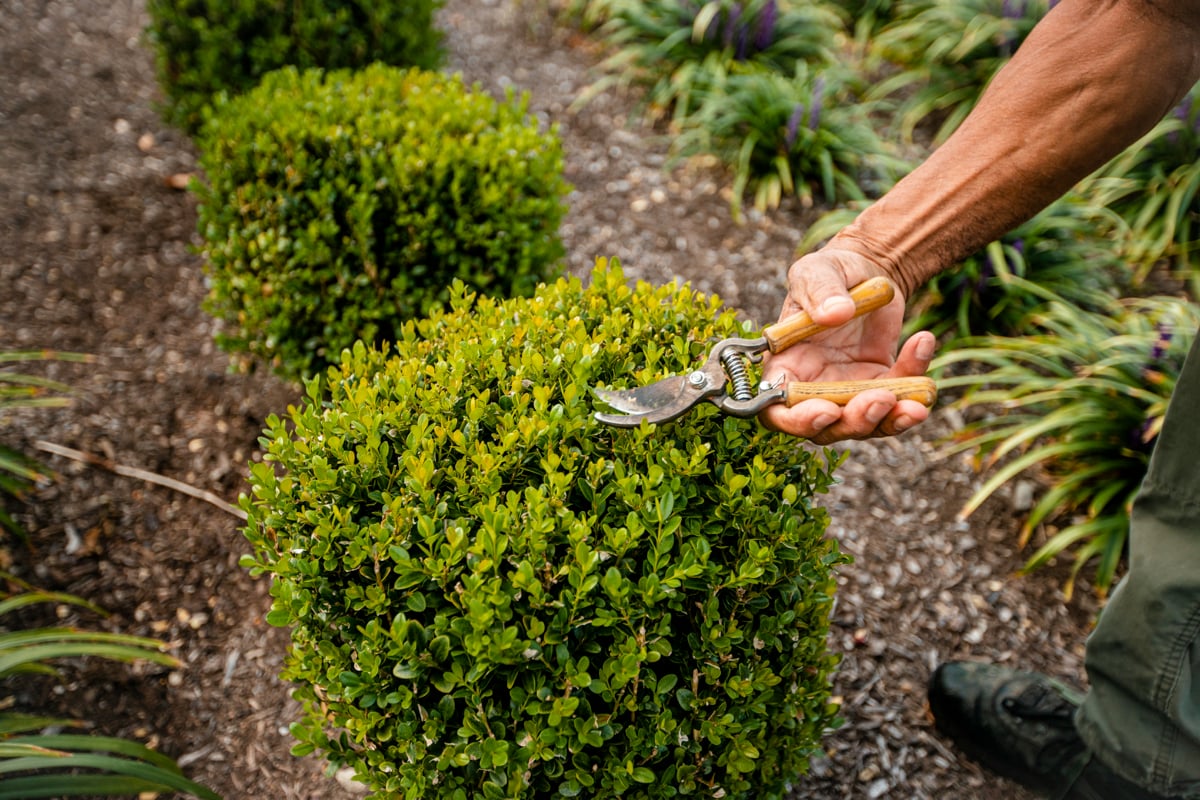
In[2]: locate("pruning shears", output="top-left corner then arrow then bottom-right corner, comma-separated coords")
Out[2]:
593,277 -> 937,428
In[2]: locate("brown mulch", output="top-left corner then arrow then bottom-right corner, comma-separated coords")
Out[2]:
2,1 -> 1103,798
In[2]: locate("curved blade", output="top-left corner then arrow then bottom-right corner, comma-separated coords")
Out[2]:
592,376 -> 700,427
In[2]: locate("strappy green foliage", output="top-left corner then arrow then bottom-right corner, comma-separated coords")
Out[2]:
0,576 -> 219,799
583,0 -> 844,124
935,295 -> 1199,597
868,0 -> 1050,143
0,350 -> 90,538
824,0 -> 902,38
1079,86 -> 1200,285
676,62 -> 901,218
802,195 -> 1131,346
242,260 -> 846,799
904,195 -> 1131,344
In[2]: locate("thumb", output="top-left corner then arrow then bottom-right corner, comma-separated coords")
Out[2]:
784,249 -> 874,327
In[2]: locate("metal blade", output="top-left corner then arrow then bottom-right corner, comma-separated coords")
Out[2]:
592,376 -> 700,427
592,377 -> 691,414
593,410 -> 660,428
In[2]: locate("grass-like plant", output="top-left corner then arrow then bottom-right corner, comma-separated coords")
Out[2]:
1078,85 -> 1200,283
0,575 -> 220,799
583,0 -> 843,125
905,194 -> 1130,343
552,0 -> 618,31
869,0 -> 1050,143
800,195 -> 1130,345
822,0 -> 901,40
676,62 -> 901,217
0,351 -> 91,538
934,293 -> 1199,597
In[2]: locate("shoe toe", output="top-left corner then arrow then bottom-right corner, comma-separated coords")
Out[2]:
927,661 -> 1088,793
928,661 -> 997,738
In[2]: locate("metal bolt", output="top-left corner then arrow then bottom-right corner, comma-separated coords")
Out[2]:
687,371 -> 707,388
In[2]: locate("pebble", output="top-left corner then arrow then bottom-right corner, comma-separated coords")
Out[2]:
867,778 -> 891,798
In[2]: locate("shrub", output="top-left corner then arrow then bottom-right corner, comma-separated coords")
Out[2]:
935,294 -> 1200,597
241,261 -> 847,799
583,0 -> 843,125
676,62 -> 902,218
0,575 -> 220,799
869,0 -> 1050,143
194,65 -> 570,383
145,0 -> 445,132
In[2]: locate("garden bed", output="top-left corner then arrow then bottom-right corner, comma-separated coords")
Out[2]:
1,1 -> 1102,797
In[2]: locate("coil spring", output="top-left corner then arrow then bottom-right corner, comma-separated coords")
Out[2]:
720,349 -> 754,402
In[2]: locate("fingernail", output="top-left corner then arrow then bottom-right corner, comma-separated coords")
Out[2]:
812,413 -> 836,431
820,296 -> 852,317
893,414 -> 915,433
916,336 -> 936,361
865,402 -> 889,425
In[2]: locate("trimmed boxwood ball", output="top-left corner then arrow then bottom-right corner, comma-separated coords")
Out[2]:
146,0 -> 445,132
193,64 -> 570,383
241,261 -> 847,799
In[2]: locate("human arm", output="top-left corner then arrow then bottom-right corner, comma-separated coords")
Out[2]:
761,0 -> 1200,443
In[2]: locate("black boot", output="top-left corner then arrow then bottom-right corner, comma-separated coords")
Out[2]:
928,661 -> 1181,800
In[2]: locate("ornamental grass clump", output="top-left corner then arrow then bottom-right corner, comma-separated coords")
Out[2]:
1079,85 -> 1200,281
0,576 -> 219,799
935,294 -> 1200,598
869,0 -> 1051,143
801,194 -> 1130,346
146,0 -> 445,132
194,65 -> 569,383
676,62 -> 902,217
1,350 -> 91,538
584,0 -> 843,125
902,193 -> 1130,344
241,261 -> 846,799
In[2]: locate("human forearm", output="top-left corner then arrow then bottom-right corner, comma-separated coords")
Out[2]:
828,0 -> 1200,297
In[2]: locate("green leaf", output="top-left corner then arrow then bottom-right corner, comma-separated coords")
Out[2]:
0,753 -> 220,799
631,766 -> 656,783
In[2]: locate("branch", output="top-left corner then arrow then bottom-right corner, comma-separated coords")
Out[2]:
34,441 -> 248,521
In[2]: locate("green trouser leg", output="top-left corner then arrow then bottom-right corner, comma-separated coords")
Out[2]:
1075,327 -> 1200,799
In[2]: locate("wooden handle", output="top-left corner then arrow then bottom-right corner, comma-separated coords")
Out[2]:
762,276 -> 896,353
782,376 -> 938,408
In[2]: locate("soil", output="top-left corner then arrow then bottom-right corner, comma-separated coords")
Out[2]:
1,1 -> 1105,798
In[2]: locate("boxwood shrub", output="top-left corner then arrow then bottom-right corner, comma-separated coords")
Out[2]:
146,0 -> 445,132
241,261 -> 847,799
193,64 -> 570,382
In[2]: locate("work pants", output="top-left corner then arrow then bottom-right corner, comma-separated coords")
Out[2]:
1076,327 -> 1200,798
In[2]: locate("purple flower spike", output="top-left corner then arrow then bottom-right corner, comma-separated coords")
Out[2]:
1150,323 -> 1174,362
724,3 -> 743,49
785,102 -> 805,150
754,0 -> 777,53
807,76 -> 825,130
704,11 -> 720,42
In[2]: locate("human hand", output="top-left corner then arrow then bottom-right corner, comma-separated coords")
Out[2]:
758,247 -> 937,444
